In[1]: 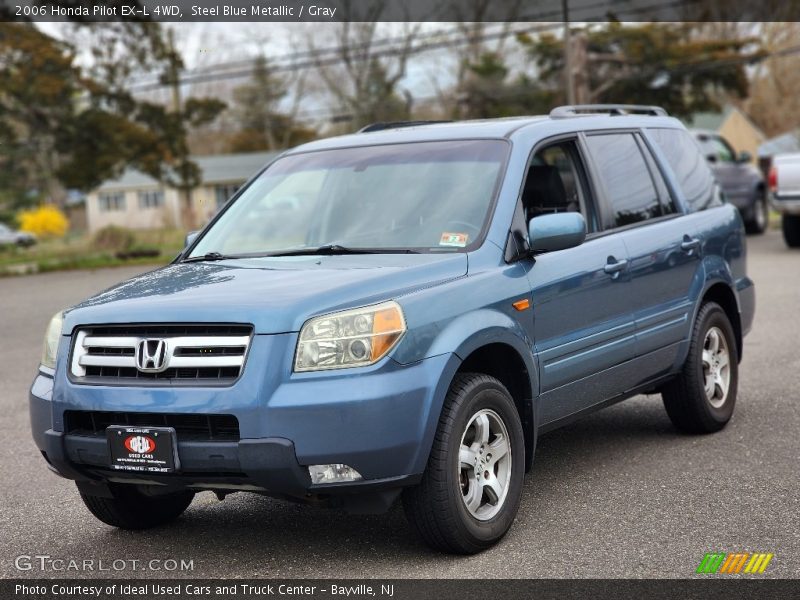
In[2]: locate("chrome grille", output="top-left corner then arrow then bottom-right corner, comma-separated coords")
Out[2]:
70,324 -> 252,385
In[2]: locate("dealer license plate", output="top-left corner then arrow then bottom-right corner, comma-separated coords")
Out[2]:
106,426 -> 179,473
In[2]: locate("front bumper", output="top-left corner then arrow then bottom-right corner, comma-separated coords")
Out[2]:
30,338 -> 458,508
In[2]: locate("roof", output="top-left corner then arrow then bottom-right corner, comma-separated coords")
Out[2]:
759,131 -> 800,157
287,112 -> 687,155
288,117 -> 551,154
687,105 -> 766,141
689,110 -> 727,131
95,151 -> 278,192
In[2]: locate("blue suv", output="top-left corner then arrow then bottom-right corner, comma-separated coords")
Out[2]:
31,105 -> 754,554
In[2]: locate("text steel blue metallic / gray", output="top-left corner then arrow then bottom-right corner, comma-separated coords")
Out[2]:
30,105 -> 755,554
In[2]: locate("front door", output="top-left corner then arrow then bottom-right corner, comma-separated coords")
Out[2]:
521,140 -> 636,427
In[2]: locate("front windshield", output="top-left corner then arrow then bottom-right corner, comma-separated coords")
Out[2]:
189,139 -> 509,257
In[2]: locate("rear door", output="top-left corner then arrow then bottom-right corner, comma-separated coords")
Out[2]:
584,132 -> 702,384
582,131 -> 702,388
523,138 -> 636,427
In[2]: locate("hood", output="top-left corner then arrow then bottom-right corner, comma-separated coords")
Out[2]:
63,253 -> 467,334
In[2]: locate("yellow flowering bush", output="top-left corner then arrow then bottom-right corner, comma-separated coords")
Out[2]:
17,205 -> 69,239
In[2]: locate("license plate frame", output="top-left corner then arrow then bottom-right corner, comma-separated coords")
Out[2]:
106,426 -> 179,473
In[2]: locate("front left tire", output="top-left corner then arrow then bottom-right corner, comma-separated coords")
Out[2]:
402,373 -> 525,554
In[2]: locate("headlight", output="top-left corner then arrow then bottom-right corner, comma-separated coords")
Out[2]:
41,311 -> 64,370
294,301 -> 406,372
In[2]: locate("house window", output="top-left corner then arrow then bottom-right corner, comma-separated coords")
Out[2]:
215,184 -> 241,210
98,193 -> 125,212
138,189 -> 164,209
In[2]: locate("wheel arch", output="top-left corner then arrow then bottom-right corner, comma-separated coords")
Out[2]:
698,281 -> 743,362
451,337 -> 537,473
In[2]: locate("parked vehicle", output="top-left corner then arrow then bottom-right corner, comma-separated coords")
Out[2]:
691,129 -> 768,235
0,223 -> 36,247
31,105 -> 754,554
768,153 -> 800,247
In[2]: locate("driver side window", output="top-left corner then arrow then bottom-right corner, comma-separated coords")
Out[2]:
520,140 -> 596,232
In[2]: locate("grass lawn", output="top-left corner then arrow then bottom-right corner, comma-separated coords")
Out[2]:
0,229 -> 186,276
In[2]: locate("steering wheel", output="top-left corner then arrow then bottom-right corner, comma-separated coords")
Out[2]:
443,220 -> 481,239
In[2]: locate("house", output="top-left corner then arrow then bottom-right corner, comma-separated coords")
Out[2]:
85,151 -> 277,232
758,130 -> 800,158
689,106 -> 766,165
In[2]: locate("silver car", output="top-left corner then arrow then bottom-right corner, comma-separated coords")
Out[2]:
0,223 -> 36,247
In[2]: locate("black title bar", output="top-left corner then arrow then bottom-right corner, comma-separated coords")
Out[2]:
2,0 -> 800,23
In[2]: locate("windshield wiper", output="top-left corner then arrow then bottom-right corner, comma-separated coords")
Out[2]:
265,244 -> 419,257
182,251 -> 236,263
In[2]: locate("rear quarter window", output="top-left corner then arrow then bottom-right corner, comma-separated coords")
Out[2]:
648,128 -> 722,212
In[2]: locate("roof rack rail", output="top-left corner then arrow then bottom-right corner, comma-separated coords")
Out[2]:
549,104 -> 668,118
358,120 -> 452,133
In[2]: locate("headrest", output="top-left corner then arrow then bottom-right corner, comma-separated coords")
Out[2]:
522,165 -> 567,210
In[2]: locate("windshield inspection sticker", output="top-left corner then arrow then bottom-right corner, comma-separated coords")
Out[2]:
440,232 -> 469,247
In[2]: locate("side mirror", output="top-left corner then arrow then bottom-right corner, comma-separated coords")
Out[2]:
184,230 -> 200,248
528,213 -> 586,253
737,150 -> 752,164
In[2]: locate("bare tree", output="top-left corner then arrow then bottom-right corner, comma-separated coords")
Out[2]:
444,0 -> 525,117
307,1 -> 422,129
745,23 -> 800,137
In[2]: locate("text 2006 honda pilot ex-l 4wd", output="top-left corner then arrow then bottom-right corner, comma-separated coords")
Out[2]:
31,105 -> 754,554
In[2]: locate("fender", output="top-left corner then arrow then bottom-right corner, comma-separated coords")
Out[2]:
674,255 -> 742,371
426,308 -> 538,390
415,308 -> 540,468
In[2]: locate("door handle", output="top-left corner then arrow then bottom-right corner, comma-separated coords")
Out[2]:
604,257 -> 628,278
681,236 -> 701,253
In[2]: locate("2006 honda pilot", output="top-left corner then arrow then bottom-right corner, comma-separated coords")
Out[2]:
31,105 -> 755,554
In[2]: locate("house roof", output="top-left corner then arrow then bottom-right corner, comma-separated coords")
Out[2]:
688,105 -> 766,141
95,151 -> 278,192
689,109 -> 728,131
759,131 -> 800,157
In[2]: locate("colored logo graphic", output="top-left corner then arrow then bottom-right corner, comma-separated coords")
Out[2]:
697,552 -> 774,574
124,435 -> 156,454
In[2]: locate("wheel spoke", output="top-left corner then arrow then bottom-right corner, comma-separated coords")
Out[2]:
707,329 -> 720,354
464,478 -> 482,513
484,476 -> 504,506
704,374 -> 715,399
473,413 -> 491,445
488,433 -> 509,461
717,352 -> 729,370
715,372 -> 729,397
459,445 -> 477,469
702,349 -> 714,368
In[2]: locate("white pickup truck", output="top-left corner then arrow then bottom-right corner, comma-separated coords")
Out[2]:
769,153 -> 800,247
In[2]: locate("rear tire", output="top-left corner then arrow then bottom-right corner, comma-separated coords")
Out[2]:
79,484 -> 194,529
402,373 -> 525,554
744,191 -> 768,235
662,302 -> 738,434
782,214 -> 800,247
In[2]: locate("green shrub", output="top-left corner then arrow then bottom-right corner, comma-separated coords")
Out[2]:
92,225 -> 136,253
115,245 -> 161,260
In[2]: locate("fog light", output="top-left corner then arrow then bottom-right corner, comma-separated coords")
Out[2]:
308,464 -> 363,484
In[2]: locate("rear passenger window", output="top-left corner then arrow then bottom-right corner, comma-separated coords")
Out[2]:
585,133 -> 662,228
648,128 -> 721,212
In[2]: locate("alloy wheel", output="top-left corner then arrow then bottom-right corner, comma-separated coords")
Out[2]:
702,326 -> 731,408
458,409 -> 512,521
